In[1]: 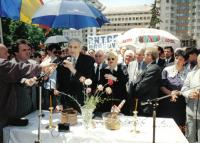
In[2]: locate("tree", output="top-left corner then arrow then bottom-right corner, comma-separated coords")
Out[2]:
149,0 -> 162,28
2,18 -> 63,49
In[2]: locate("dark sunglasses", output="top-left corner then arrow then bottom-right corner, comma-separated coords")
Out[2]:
53,50 -> 61,55
95,55 -> 102,57
108,58 -> 115,61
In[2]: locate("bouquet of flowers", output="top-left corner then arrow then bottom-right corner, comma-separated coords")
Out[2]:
79,76 -> 113,110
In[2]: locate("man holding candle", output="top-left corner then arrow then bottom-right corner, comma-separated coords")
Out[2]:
128,47 -> 161,116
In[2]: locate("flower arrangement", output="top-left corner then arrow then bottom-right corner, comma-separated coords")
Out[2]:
79,76 -> 113,110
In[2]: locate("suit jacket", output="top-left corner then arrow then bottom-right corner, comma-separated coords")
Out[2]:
57,54 -> 95,111
0,59 -> 40,120
93,62 -> 107,87
164,57 -> 174,67
128,62 -> 161,115
181,69 -> 200,119
10,58 -> 39,118
156,58 -> 165,69
97,64 -> 129,114
127,60 -> 146,85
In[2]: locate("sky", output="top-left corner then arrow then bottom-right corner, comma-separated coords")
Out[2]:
98,0 -> 154,7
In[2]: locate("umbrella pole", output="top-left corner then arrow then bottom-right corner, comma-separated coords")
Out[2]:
0,18 -> 4,44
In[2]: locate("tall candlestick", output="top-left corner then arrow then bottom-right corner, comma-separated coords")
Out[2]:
134,98 -> 138,111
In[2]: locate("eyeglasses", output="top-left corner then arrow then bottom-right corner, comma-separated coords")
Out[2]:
108,58 -> 115,61
53,50 -> 61,55
22,49 -> 30,51
95,55 -> 102,57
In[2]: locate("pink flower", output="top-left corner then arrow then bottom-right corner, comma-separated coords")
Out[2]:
84,78 -> 92,86
79,76 -> 86,83
86,88 -> 92,94
97,84 -> 104,91
105,87 -> 112,95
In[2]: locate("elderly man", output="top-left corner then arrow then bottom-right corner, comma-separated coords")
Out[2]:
127,48 -> 146,90
128,47 -> 161,115
57,39 -> 95,111
123,49 -> 135,67
94,49 -> 107,86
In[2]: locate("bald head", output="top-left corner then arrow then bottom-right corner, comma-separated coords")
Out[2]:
0,44 -> 9,60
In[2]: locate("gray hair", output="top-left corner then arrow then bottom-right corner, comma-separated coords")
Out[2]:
136,48 -> 145,55
68,38 -> 82,48
145,47 -> 159,61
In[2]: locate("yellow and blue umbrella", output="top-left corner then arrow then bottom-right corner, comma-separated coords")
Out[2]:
32,0 -> 109,29
0,0 -> 43,24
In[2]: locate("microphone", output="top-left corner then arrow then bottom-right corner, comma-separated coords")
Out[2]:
36,72 -> 48,82
66,57 -> 72,62
61,57 -> 72,66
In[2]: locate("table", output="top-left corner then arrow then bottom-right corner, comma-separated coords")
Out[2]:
4,111 -> 189,143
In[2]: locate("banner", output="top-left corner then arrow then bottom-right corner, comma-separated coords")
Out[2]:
87,33 -> 120,50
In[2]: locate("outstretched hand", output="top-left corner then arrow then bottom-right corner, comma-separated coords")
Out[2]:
170,90 -> 181,102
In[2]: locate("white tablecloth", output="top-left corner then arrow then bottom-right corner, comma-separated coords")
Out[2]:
3,111 -> 189,143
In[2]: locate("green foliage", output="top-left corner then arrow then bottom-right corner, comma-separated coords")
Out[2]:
1,18 -> 63,49
149,1 -> 162,28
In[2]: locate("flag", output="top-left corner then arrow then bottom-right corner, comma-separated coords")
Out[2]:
0,0 -> 43,24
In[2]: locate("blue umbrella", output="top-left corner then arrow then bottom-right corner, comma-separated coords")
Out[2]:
32,0 -> 109,29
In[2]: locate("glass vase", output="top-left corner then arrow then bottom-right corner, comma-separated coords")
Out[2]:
81,106 -> 95,129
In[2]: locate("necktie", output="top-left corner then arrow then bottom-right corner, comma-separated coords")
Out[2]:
138,62 -> 141,70
166,59 -> 169,64
72,57 -> 76,67
95,64 -> 100,81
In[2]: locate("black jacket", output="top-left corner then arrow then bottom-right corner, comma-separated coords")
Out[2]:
57,54 -> 95,111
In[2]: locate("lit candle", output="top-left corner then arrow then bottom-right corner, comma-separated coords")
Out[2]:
134,98 -> 138,111
50,94 -> 52,107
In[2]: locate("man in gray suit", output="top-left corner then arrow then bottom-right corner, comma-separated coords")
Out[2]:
128,47 -> 161,116
127,48 -> 146,89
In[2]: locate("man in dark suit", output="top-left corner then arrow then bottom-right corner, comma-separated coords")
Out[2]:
57,39 -> 95,112
94,49 -> 107,87
128,47 -> 161,116
156,46 -> 165,70
164,46 -> 174,67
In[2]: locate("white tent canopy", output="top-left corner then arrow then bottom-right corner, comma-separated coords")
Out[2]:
116,28 -> 181,50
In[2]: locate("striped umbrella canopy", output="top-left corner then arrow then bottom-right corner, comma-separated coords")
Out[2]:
32,0 -> 109,29
117,28 -> 181,49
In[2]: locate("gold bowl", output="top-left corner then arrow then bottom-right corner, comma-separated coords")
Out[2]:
102,112 -> 123,130
60,108 -> 77,125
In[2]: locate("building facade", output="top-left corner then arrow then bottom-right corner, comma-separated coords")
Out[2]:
158,0 -> 200,48
99,5 -> 152,35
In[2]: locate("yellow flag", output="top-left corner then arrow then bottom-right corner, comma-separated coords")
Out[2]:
20,0 -> 43,24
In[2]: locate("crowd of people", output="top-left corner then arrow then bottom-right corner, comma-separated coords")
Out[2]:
0,38 -> 200,143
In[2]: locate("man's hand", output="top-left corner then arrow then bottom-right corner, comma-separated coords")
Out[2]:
63,60 -> 76,74
104,74 -> 117,81
24,77 -> 38,86
40,63 -> 57,77
170,90 -> 181,102
189,89 -> 200,99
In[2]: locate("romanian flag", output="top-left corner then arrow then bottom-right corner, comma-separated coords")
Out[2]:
0,0 -> 43,24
